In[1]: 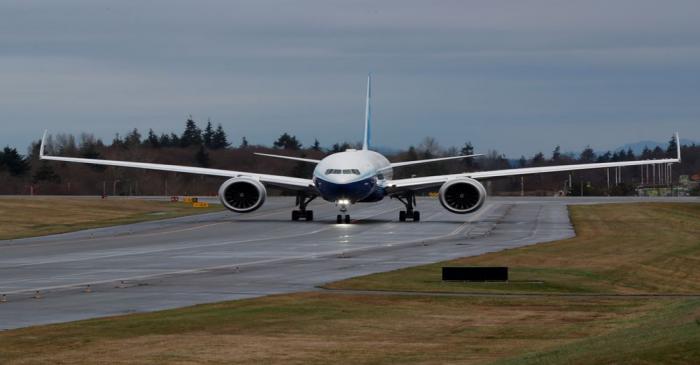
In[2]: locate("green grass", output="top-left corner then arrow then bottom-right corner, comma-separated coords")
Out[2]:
326,203 -> 700,295
0,197 -> 223,240
494,299 -> 700,365
1,293 -> 684,365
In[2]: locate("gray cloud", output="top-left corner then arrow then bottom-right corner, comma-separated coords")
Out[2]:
1,0 -> 699,157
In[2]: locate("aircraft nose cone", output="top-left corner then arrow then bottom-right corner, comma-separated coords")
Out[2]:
314,176 -> 376,202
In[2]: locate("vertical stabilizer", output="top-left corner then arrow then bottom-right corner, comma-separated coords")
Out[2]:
362,74 -> 371,150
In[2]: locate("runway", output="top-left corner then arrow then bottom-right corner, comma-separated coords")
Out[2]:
0,196 -> 694,330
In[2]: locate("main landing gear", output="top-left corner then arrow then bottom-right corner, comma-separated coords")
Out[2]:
394,192 -> 420,222
291,193 -> 316,221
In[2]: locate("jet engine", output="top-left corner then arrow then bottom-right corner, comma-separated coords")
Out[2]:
438,178 -> 487,214
218,177 -> 267,213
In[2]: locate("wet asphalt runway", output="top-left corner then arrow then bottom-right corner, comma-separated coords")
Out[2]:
0,196 -> 696,330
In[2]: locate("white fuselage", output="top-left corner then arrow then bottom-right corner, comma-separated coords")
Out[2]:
312,149 -> 392,203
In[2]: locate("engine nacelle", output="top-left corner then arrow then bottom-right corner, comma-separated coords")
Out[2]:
218,177 -> 266,213
438,178 -> 487,214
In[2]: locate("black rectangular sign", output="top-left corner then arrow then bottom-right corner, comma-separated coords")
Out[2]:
442,266 -> 508,281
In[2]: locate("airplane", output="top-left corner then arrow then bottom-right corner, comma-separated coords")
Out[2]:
40,75 -> 682,224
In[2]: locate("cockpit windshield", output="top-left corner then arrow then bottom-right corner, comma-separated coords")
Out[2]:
325,169 -> 360,175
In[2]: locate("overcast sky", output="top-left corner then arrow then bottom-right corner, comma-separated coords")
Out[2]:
1,0 -> 699,157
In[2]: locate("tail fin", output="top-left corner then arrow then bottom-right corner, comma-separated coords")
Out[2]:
362,73 -> 371,150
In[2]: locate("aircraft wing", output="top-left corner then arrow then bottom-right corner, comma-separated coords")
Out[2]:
254,152 -> 321,164
386,154 -> 483,169
39,131 -> 315,192
385,133 -> 681,193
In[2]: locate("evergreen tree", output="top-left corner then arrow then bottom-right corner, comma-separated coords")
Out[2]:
146,129 -> 160,148
460,142 -> 474,156
625,148 -> 635,161
195,145 -> 210,167
169,133 -> 181,147
240,136 -> 249,149
641,146 -> 652,159
531,152 -> 545,165
181,117 -> 203,147
552,145 -> 561,161
80,141 -> 101,159
203,120 -> 214,148
579,146 -> 596,163
77,133 -> 102,159
158,133 -> 171,147
311,138 -> 321,151
32,161 -> 61,184
597,151 -> 612,163
112,133 -> 125,149
210,124 -> 230,149
273,133 -> 302,150
331,142 -> 353,153
667,135 -> 678,157
406,146 -> 419,161
461,142 -> 475,168
0,147 -> 29,176
125,128 -> 142,147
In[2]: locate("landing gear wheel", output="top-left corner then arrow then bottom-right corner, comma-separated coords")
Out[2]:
412,211 -> 420,222
295,193 -> 317,222
344,215 -> 351,224
336,214 -> 343,224
395,192 -> 418,222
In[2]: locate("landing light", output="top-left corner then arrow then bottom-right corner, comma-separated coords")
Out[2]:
337,199 -> 350,205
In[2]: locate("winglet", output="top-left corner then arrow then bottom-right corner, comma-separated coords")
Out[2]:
362,73 -> 371,151
675,132 -> 681,162
40,130 -> 48,158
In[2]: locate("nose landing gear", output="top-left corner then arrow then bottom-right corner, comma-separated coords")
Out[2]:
336,199 -> 351,224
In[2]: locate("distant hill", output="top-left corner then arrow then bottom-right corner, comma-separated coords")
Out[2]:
615,139 -> 697,155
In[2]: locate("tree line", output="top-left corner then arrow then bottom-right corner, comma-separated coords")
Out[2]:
1,117 -> 698,196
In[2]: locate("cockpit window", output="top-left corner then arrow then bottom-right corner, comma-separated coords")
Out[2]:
325,169 -> 360,175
